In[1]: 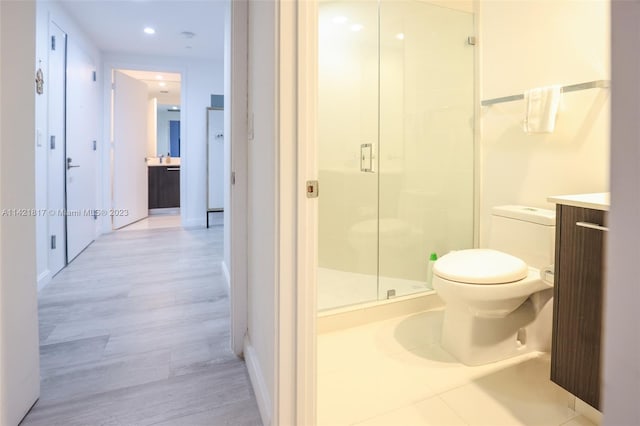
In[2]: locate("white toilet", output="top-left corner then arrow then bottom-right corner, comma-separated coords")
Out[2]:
432,205 -> 556,366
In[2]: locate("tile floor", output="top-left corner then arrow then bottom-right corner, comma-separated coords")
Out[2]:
318,308 -> 597,426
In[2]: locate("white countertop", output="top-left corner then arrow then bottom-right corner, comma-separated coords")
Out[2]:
547,192 -> 609,211
147,157 -> 181,167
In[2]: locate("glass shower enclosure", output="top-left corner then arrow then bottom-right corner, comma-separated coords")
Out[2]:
318,0 -> 476,311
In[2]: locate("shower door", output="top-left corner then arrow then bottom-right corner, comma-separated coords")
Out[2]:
318,1 -> 379,310
377,2 -> 475,299
318,0 -> 475,311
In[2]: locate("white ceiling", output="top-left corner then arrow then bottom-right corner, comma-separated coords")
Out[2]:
118,69 -> 181,106
58,0 -> 227,61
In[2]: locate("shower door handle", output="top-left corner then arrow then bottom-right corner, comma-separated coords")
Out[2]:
360,143 -> 373,172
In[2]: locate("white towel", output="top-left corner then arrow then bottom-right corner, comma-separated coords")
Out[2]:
523,85 -> 561,133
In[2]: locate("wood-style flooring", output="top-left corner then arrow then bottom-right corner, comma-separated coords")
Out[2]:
22,220 -> 262,426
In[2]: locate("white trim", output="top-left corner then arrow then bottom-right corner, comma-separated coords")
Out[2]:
244,336 -> 273,426
276,1 -> 294,424
294,1 -> 318,424
37,270 -> 52,292
228,0 -> 249,358
221,260 -> 230,291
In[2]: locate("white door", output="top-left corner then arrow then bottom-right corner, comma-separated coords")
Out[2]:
66,40 -> 97,260
207,108 -> 224,210
48,22 -> 67,274
112,70 -> 148,229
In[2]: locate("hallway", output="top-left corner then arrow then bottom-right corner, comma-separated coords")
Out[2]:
22,222 -> 261,425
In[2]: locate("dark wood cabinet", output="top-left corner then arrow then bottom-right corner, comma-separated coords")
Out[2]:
551,204 -> 606,409
148,166 -> 180,209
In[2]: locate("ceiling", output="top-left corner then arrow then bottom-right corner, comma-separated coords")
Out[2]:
58,0 -> 227,61
118,69 -> 181,106
58,1 -> 228,109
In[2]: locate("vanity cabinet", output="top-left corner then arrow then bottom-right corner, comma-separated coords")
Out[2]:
148,166 -> 180,209
551,204 -> 606,409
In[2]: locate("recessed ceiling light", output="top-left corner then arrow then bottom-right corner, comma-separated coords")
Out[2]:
350,24 -> 363,32
396,33 -> 405,40
155,75 -> 163,80
143,27 -> 156,35
332,16 -> 348,24
159,82 -> 167,87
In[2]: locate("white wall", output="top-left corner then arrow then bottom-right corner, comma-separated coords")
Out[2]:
478,0 -> 610,245
102,53 -> 222,229
0,2 -> 40,424
603,2 -> 640,424
147,98 -> 157,157
245,0 -> 277,423
35,0 -> 103,289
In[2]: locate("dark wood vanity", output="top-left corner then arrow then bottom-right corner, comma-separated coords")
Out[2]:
549,194 -> 608,410
148,165 -> 180,209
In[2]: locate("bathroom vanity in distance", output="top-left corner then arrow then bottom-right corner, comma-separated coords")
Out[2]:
548,192 -> 609,410
148,160 -> 181,209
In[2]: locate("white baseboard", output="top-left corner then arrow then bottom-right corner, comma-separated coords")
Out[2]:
37,270 -> 51,292
244,336 -> 273,426
222,261 -> 230,290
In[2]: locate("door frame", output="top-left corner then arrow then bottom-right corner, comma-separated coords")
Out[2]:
100,60 -> 186,234
227,0 -> 317,422
283,1 -> 318,423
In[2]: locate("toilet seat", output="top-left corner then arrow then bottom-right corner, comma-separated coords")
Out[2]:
433,249 -> 528,285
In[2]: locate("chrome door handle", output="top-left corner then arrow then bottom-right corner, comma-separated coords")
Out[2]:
166,168 -> 180,171
67,157 -> 80,170
576,221 -> 608,232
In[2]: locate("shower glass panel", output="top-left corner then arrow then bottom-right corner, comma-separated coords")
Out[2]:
378,2 -> 475,299
318,1 -> 379,310
318,0 -> 474,311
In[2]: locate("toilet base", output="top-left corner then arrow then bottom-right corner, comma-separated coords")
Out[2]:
440,289 -> 553,366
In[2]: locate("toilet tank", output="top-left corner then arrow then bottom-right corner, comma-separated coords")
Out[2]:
488,205 -> 556,270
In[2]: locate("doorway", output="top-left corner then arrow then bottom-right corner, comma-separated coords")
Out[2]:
111,69 -> 184,229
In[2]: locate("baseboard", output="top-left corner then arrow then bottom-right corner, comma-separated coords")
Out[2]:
37,270 -> 51,292
222,260 -> 230,290
244,336 -> 273,426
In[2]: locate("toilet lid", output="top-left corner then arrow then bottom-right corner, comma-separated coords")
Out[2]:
433,249 -> 528,284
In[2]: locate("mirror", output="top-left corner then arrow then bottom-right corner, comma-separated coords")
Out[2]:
157,104 -> 181,157
207,107 -> 224,212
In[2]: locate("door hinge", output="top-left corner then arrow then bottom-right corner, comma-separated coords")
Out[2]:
51,235 -> 56,249
51,36 -> 56,50
467,36 -> 477,46
92,71 -> 97,82
50,135 -> 56,150
231,172 -> 236,185
92,140 -> 97,151
306,180 -> 319,198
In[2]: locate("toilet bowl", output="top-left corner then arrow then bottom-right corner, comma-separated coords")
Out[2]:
432,206 -> 556,366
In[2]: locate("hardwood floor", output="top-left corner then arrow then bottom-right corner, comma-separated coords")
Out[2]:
22,222 -> 262,426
